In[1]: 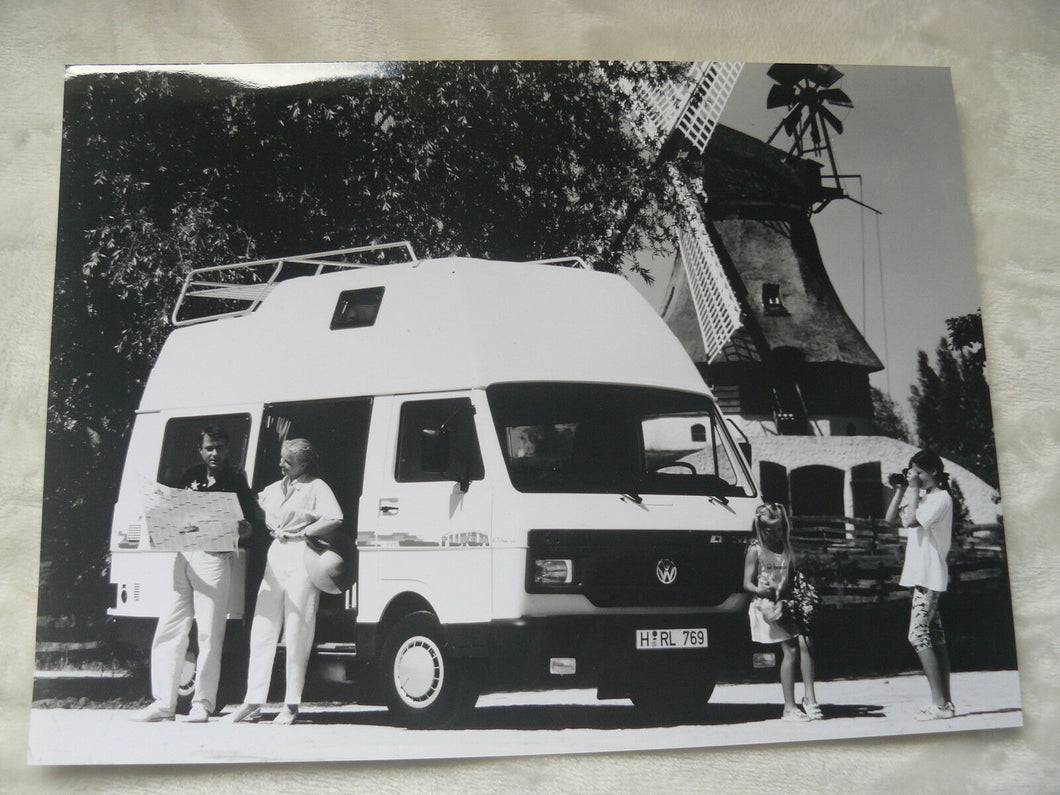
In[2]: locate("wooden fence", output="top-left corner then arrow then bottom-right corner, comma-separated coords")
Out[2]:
789,517 -> 1008,606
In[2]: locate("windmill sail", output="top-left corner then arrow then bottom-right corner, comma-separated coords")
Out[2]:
636,61 -> 743,155
633,61 -> 745,361
672,169 -> 743,362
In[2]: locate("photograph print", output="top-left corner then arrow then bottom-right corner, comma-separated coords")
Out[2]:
30,60 -> 1021,766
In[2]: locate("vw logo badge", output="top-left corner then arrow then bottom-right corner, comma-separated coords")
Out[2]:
656,559 -> 678,585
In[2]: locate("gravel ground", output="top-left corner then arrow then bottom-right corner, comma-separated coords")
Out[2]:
27,669 -> 1022,766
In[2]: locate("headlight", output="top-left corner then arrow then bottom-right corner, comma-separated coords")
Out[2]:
534,558 -> 573,585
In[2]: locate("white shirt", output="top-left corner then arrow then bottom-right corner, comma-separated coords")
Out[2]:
258,474 -> 343,536
898,488 -> 953,592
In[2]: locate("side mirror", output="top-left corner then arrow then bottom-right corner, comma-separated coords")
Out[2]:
420,405 -> 476,492
447,433 -> 474,493
421,428 -> 450,474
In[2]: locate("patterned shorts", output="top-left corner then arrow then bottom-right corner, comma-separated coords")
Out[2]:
908,586 -> 946,651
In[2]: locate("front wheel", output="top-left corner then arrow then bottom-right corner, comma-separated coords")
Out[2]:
379,612 -> 478,728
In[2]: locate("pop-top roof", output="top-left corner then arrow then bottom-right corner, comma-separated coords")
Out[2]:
141,257 -> 711,412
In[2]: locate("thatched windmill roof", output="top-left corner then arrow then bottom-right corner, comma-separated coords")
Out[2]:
701,125 -> 830,212
660,125 -> 883,372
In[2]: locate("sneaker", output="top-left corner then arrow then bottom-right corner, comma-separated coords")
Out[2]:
183,703 -> 210,723
802,698 -> 824,721
272,706 -> 298,725
222,703 -> 262,723
781,707 -> 811,722
915,702 -> 955,721
129,702 -> 175,722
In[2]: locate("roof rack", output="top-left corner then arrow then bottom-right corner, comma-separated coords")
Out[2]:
172,242 -> 417,326
523,256 -> 590,269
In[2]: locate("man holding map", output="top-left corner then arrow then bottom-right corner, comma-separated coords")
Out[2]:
131,425 -> 255,723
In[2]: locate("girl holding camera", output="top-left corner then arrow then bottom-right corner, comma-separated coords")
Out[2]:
885,449 -> 955,720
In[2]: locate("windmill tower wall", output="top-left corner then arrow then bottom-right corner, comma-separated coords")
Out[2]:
710,213 -> 881,437
661,216 -> 882,439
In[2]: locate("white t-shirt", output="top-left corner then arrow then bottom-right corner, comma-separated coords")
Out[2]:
258,474 -> 343,536
898,489 -> 953,592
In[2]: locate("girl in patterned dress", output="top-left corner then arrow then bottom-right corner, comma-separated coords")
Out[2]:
743,502 -> 822,721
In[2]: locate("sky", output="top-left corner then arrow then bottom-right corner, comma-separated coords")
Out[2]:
634,63 -> 983,413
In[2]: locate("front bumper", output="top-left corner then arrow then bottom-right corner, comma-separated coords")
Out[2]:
481,606 -> 749,696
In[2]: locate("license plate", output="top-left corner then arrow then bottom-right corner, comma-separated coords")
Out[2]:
635,628 -> 708,650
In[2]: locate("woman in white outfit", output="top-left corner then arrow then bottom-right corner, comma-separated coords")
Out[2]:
226,438 -> 343,725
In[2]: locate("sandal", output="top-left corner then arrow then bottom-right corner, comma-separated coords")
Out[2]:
272,706 -> 298,725
914,702 -> 955,721
222,703 -> 262,723
781,707 -> 810,722
802,698 -> 823,720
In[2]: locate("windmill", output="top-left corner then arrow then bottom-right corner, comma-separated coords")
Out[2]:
635,63 -> 883,442
625,62 -> 745,364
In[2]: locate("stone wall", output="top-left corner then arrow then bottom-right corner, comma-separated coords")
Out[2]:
747,435 -> 1001,524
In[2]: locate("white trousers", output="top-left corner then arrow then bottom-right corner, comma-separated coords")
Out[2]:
150,551 -> 233,713
245,539 -> 320,705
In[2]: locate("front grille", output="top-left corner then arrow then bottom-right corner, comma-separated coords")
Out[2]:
527,529 -> 749,607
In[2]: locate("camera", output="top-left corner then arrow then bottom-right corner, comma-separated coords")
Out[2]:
888,470 -> 907,488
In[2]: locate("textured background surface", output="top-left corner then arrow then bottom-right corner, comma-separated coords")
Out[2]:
2,1 -> 1057,790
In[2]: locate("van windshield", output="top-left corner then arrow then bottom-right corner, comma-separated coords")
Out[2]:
486,382 -> 755,497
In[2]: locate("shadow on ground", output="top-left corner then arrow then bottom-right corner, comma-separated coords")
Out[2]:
295,700 -> 886,730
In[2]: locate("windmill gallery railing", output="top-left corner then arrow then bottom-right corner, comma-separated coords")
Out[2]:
788,516 -> 1008,607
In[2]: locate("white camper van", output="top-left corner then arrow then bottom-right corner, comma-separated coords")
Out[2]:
109,243 -> 759,726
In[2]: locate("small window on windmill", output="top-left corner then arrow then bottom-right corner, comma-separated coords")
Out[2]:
762,283 -> 789,317
691,423 -> 707,442
331,287 -> 385,330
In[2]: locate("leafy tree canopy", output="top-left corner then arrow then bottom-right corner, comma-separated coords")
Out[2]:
44,61 -> 691,617
870,387 -> 911,443
910,309 -> 998,489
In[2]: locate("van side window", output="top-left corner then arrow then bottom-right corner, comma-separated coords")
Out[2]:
330,287 -> 385,329
396,398 -> 484,483
157,413 -> 251,487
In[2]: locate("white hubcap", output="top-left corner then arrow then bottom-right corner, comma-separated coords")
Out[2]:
394,635 -> 444,707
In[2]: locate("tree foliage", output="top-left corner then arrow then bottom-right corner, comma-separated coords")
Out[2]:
870,387 -> 911,443
909,309 -> 998,488
43,62 -> 691,617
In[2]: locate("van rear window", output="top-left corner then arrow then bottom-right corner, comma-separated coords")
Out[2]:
330,287 -> 384,329
157,414 -> 252,488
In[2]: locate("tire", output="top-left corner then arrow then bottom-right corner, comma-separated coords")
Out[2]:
630,667 -> 717,721
177,620 -> 248,712
379,611 -> 478,729
176,652 -> 197,698
174,650 -> 197,713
